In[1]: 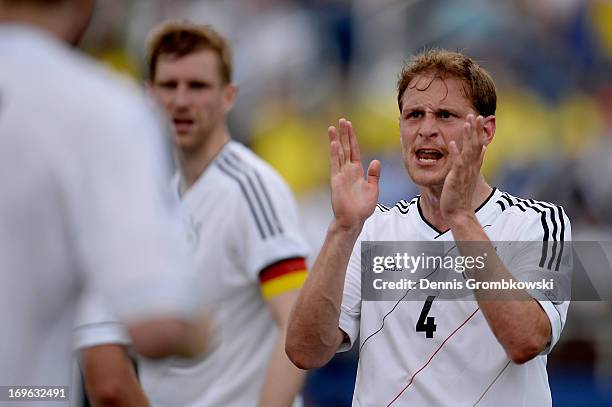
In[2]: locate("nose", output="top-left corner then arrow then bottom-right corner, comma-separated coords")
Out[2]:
173,84 -> 190,110
417,112 -> 439,138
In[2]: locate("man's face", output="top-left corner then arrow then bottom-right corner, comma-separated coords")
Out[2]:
399,75 -> 487,187
150,49 -> 234,152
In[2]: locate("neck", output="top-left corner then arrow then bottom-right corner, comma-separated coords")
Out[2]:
418,176 -> 493,233
178,128 -> 230,194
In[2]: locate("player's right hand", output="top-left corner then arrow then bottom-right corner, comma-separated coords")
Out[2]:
328,118 -> 381,230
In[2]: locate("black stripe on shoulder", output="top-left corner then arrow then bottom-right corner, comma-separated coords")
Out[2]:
227,151 -> 284,236
496,200 -> 506,211
216,159 -> 266,239
501,194 -> 549,267
527,199 -> 568,271
220,155 -> 276,237
502,193 -> 568,271
223,151 -> 284,238
517,198 -> 555,269
526,199 -> 561,270
376,203 -> 391,212
253,170 -> 284,234
555,205 -> 567,271
395,198 -> 417,214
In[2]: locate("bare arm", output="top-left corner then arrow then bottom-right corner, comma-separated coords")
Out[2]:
286,119 -> 381,369
450,217 -> 551,364
127,314 -> 212,359
81,344 -> 150,407
441,114 -> 551,364
258,291 -> 307,407
285,223 -> 358,369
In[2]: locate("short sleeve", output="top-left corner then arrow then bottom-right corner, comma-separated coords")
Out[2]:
228,161 -> 310,279
73,289 -> 129,350
501,205 -> 572,354
337,229 -> 366,352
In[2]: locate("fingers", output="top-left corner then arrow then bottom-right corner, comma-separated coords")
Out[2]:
347,120 -> 361,163
339,118 -> 351,164
367,159 -> 381,186
462,114 -> 485,161
449,140 -> 461,168
462,117 -> 472,158
328,126 -> 341,174
475,115 -> 485,151
330,118 -> 361,166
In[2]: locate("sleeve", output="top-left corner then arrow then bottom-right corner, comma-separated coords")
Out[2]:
259,257 -> 308,300
230,164 -> 310,280
73,288 -> 129,350
65,94 -> 202,323
337,229 -> 366,352
501,206 -> 572,354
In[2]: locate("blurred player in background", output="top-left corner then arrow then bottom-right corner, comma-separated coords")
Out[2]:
77,20 -> 310,407
286,49 -> 571,406
0,0 -> 211,403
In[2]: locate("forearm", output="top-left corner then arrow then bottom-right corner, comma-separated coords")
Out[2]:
259,330 -> 307,407
128,315 -> 210,359
450,215 -> 551,363
81,345 -> 150,407
286,221 -> 360,368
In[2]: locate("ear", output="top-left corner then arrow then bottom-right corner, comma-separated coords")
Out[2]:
482,115 -> 496,146
222,83 -> 237,114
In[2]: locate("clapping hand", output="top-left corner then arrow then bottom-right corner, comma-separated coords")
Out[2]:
328,118 -> 381,230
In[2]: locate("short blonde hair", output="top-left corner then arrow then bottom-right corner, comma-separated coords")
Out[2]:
397,49 -> 497,116
146,20 -> 232,84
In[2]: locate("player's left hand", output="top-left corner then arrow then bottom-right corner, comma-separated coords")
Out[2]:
440,114 -> 486,225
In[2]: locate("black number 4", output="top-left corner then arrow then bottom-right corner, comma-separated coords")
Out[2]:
416,296 -> 437,338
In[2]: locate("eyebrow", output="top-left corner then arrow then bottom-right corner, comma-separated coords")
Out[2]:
402,105 -> 462,112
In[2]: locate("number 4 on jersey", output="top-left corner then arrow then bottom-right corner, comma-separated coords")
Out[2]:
416,296 -> 437,338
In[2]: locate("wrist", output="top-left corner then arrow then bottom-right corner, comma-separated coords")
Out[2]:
329,219 -> 363,239
447,212 -> 479,232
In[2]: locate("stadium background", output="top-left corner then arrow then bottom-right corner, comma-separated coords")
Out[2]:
80,0 -> 612,405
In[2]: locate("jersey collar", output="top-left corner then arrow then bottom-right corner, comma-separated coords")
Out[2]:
172,141 -> 234,203
414,187 -> 501,240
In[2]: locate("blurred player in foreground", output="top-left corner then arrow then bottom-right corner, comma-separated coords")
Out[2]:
77,21 -> 310,407
286,49 -> 572,406
0,0 -> 211,402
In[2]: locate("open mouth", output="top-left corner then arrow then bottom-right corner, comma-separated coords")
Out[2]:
415,148 -> 444,163
173,118 -> 195,133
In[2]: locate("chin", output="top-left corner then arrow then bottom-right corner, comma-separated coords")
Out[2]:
406,165 -> 448,188
173,135 -> 198,152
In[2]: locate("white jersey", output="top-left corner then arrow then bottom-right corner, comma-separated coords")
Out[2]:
339,188 -> 571,407
75,141 -> 309,406
0,24 -> 198,399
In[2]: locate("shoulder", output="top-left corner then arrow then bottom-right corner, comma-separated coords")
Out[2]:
494,191 -> 571,240
68,59 -> 157,131
363,196 -> 419,234
213,142 -> 302,240
35,43 -> 156,140
3,34 -> 166,174
374,197 -> 419,217
215,142 -> 295,199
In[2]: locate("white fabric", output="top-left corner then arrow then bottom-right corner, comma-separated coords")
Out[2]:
75,141 -> 309,406
139,141 -> 309,407
0,24 -> 199,400
338,188 -> 571,407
